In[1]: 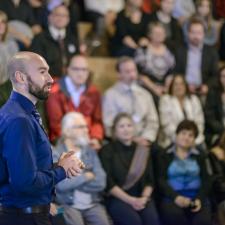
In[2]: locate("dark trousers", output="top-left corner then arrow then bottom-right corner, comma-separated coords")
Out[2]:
111,45 -> 136,57
159,202 -> 212,225
107,198 -> 160,225
0,211 -> 52,225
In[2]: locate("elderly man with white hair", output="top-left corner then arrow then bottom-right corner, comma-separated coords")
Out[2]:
53,112 -> 110,225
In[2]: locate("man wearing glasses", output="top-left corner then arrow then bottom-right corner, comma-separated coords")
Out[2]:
46,55 -> 103,151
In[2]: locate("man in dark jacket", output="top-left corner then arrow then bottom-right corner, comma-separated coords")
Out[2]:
30,4 -> 79,78
174,17 -> 219,96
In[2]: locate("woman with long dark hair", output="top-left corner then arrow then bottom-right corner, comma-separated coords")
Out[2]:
159,74 -> 205,148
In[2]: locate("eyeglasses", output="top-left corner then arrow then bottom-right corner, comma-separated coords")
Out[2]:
53,13 -> 69,18
69,67 -> 89,73
70,125 -> 88,130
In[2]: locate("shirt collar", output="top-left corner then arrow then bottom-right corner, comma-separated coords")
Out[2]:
117,81 -> 136,93
10,91 -> 35,114
49,25 -> 66,41
167,144 -> 199,156
188,43 -> 203,52
65,76 -> 86,94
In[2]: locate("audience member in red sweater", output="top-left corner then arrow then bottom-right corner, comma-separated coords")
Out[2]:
46,55 -> 103,150
142,0 -> 161,13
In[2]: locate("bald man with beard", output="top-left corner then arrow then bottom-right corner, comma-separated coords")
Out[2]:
0,51 -> 84,225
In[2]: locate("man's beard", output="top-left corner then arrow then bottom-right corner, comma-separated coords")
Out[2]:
75,136 -> 90,148
27,76 -> 51,100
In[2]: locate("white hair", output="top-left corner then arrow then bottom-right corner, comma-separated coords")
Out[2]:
61,112 -> 84,135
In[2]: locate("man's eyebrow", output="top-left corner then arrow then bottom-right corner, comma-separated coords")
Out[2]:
38,67 -> 49,71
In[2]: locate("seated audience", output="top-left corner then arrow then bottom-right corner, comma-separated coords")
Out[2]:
159,74 -> 205,148
142,0 -> 160,13
103,56 -> 159,145
156,120 -> 212,225
46,55 -> 103,150
53,112 -> 110,225
28,0 -> 47,29
0,0 -> 41,30
99,113 -> 160,225
135,21 -> 175,103
46,0 -> 80,36
0,0 -> 42,48
183,0 -> 219,46
84,0 -> 124,37
172,0 -> 195,25
0,10 -> 18,85
30,4 -> 79,78
209,132 -> 225,204
149,0 -> 183,49
205,66 -> 225,146
110,0 -> 150,57
174,17 -> 219,97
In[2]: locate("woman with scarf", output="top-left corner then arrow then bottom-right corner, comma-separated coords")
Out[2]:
99,113 -> 160,225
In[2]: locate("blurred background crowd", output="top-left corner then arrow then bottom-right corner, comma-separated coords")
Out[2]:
0,0 -> 225,225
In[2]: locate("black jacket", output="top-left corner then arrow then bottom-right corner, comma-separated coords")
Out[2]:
0,0 -> 37,26
204,88 -> 224,145
208,151 -> 225,202
30,28 -> 79,77
174,44 -> 219,87
155,146 -> 211,202
99,140 -> 154,194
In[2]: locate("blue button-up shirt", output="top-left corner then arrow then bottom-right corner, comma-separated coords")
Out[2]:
167,146 -> 201,199
0,91 -> 66,208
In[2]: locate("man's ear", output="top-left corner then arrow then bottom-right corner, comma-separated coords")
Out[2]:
14,71 -> 26,84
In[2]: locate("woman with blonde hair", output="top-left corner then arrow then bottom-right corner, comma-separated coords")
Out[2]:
135,21 -> 175,104
100,113 -> 160,225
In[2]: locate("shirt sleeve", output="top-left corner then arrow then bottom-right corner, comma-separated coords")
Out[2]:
141,92 -> 159,142
81,150 -> 106,193
3,117 -> 66,194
